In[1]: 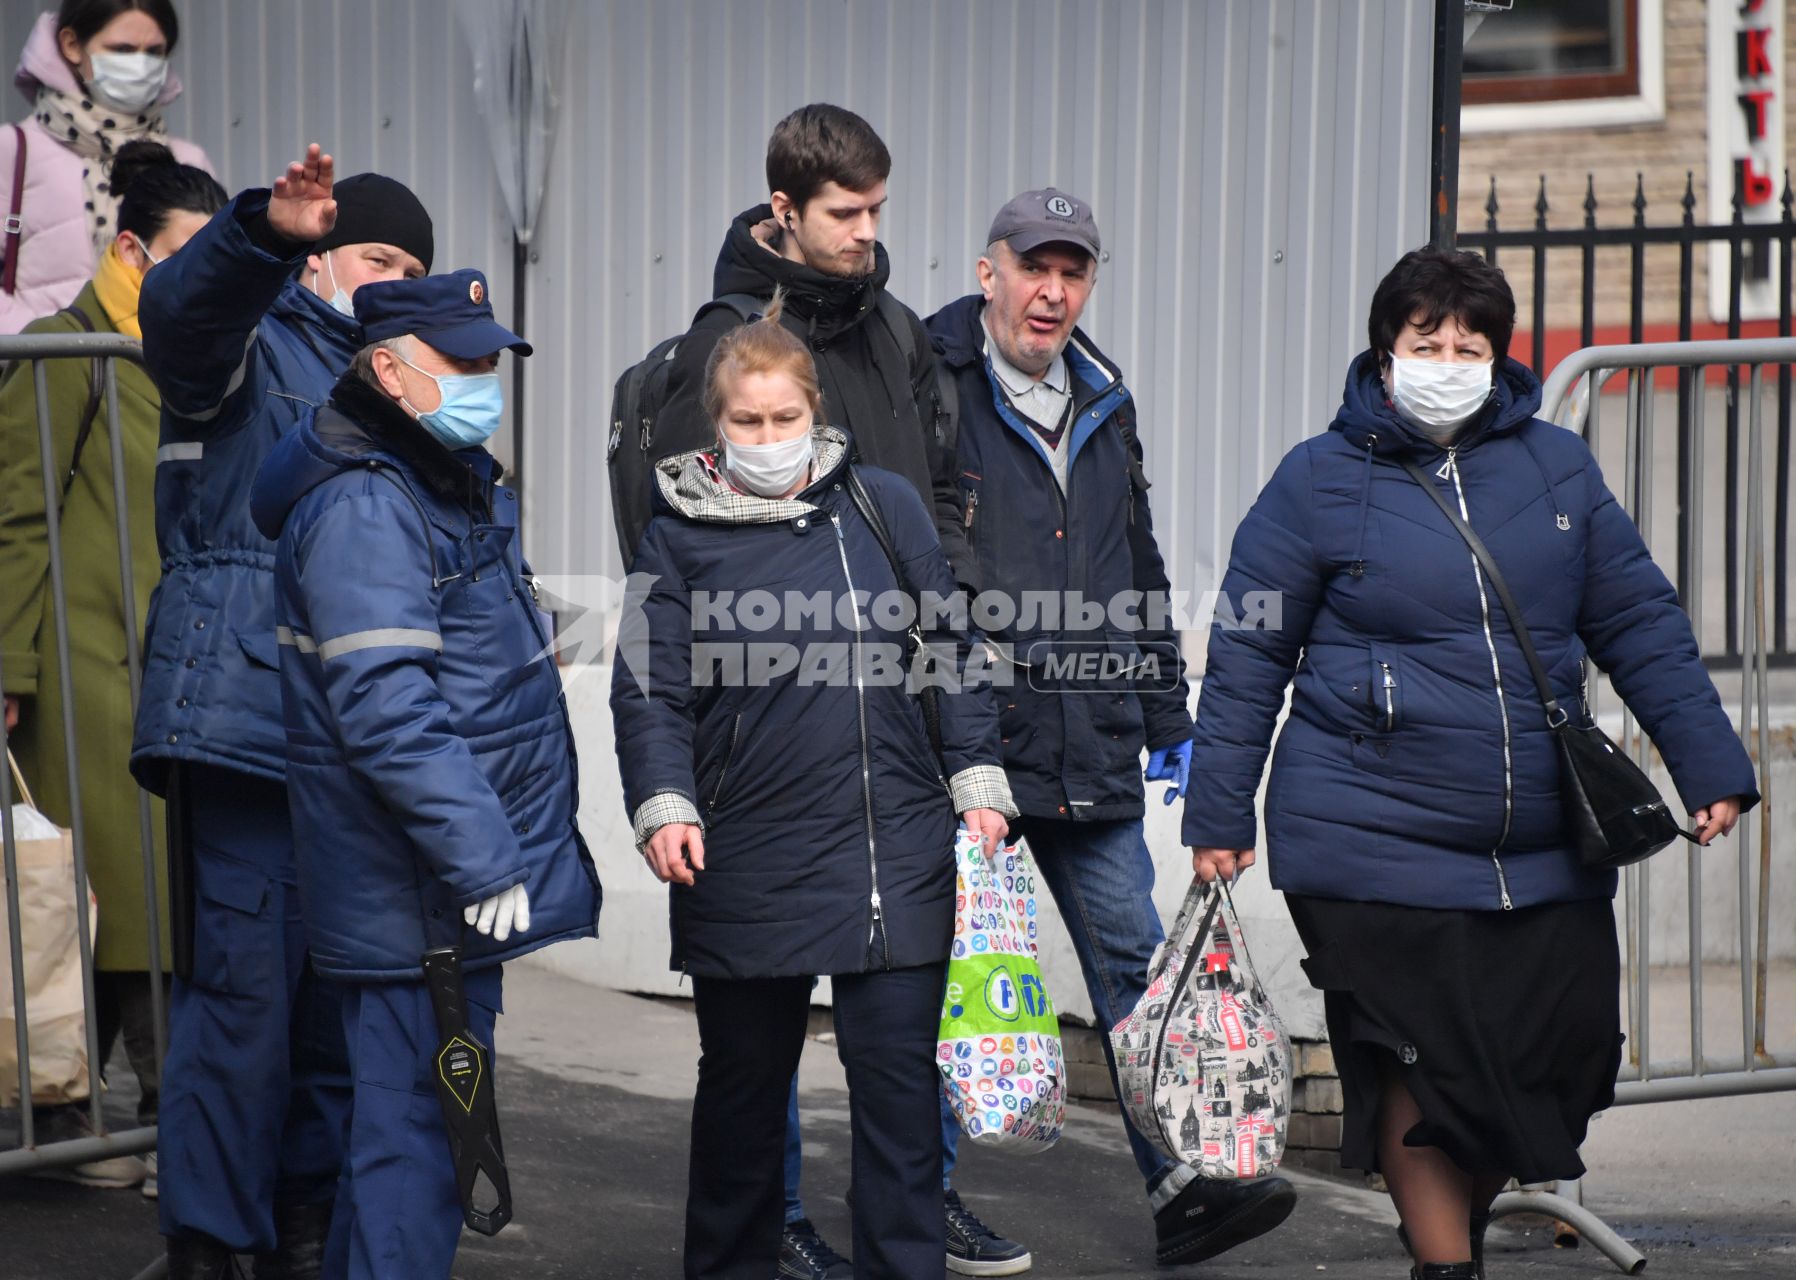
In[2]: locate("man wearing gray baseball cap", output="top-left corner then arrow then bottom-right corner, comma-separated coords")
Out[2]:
924,188 -> 1297,1268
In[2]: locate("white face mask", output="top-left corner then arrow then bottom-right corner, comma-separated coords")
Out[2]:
88,51 -> 168,114
1387,356 -> 1493,437
315,250 -> 355,317
723,432 -> 815,498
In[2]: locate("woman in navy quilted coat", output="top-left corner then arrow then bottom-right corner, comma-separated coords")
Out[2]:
1184,248 -> 1757,1280
610,294 -> 1016,1280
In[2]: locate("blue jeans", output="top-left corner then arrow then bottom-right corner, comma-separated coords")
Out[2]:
783,1075 -> 959,1223
783,816 -> 1176,1221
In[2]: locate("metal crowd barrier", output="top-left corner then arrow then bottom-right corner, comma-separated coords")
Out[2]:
1485,339 -> 1796,1274
0,335 -> 162,1193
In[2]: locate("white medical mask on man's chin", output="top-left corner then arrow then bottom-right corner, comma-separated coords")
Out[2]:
722,431 -> 815,498
315,250 -> 355,317
88,51 -> 168,114
1387,356 -> 1494,437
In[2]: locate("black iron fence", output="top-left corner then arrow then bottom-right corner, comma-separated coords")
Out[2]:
1458,172 -> 1796,662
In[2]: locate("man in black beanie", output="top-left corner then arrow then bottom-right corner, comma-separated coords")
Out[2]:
132,144 -> 433,1280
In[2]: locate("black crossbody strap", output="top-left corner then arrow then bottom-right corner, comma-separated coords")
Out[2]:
58,303 -> 103,506
1398,458 -> 1567,728
843,466 -> 947,762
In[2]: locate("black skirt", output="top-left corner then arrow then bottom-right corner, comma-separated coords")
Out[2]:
1286,893 -> 1623,1184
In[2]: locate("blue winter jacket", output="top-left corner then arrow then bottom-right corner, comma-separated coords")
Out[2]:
926,294 -> 1192,822
248,376 -> 601,980
131,190 -> 361,794
611,427 -> 1016,981
1185,352 -> 1758,910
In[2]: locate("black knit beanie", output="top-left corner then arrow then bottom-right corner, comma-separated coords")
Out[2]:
313,173 -> 434,272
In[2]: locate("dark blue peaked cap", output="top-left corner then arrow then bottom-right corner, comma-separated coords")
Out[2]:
353,269 -> 532,359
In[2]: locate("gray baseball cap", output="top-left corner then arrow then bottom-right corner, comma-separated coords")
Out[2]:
986,186 -> 1102,260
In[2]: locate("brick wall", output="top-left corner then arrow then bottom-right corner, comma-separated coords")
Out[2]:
1060,1024 -> 1349,1182
1456,0 -> 1794,337
1284,1040 -> 1348,1178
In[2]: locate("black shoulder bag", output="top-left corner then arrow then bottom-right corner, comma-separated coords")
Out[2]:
842,467 -> 947,766
1400,458 -> 1697,870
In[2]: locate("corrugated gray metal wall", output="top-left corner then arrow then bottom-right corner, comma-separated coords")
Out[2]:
1,0 -> 1433,596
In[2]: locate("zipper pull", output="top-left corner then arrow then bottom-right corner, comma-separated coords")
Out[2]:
1435,446 -> 1455,481
524,574 -> 541,603
963,489 -> 979,530
869,890 -> 885,947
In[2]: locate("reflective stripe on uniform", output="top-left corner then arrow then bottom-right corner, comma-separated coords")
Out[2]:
178,327 -> 259,424
275,626 -> 317,653
316,628 -> 444,662
156,442 -> 204,464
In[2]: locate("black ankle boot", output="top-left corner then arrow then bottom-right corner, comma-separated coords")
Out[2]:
252,1199 -> 333,1280
166,1234 -> 241,1280
1398,1216 -> 1490,1280
1470,1211 -> 1491,1279
1410,1264 -> 1479,1279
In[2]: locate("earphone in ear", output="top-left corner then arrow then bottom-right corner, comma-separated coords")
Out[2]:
785,213 -> 795,228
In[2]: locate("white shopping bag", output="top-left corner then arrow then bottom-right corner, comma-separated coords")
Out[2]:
1,751 -> 99,1106
1110,878 -> 1291,1178
936,831 -> 1064,1151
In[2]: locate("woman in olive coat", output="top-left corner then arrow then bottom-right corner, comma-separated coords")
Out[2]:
0,141 -> 222,1183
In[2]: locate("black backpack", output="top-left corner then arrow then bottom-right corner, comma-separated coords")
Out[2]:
606,289 -> 956,567
606,293 -> 761,566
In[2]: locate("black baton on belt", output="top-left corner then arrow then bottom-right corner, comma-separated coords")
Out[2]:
421,945 -> 512,1236
165,761 -> 195,982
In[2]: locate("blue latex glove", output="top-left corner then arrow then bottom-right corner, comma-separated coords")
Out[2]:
1144,740 -> 1193,805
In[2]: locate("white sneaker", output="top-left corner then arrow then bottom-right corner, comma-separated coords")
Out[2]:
141,1152 -> 158,1199
27,1108 -> 149,1189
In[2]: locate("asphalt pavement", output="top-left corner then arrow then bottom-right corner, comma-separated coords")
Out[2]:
2,961 -> 1792,1279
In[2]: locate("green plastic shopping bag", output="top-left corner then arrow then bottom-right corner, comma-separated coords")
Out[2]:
936,829 -> 1064,1150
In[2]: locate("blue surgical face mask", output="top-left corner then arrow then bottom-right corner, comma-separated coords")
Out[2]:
396,353 -> 504,448
316,250 -> 355,317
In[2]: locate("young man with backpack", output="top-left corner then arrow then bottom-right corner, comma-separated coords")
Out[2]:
607,102 -> 964,583
607,104 -> 1020,1280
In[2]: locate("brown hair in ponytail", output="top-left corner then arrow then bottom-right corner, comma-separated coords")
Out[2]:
701,288 -> 824,426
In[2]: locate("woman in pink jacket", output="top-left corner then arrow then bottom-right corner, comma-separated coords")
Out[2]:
0,1 -> 210,335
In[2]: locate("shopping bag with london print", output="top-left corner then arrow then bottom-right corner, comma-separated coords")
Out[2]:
1110,878 -> 1291,1178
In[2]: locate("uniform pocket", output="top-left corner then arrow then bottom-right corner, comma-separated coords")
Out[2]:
235,627 -> 281,671
190,856 -> 274,998
456,527 -> 550,693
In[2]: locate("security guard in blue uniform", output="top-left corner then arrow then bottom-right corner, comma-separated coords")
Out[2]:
132,144 -> 433,1279
249,270 -> 601,1280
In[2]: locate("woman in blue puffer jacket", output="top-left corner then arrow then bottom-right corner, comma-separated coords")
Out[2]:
1184,248 -> 1757,1280
610,292 -> 1017,1280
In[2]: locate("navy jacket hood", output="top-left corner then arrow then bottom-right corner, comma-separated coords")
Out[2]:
1330,349 -> 1544,457
252,376 -> 498,540
1186,352 -> 1756,911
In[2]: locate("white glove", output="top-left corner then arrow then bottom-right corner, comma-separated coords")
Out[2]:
464,883 -> 531,942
